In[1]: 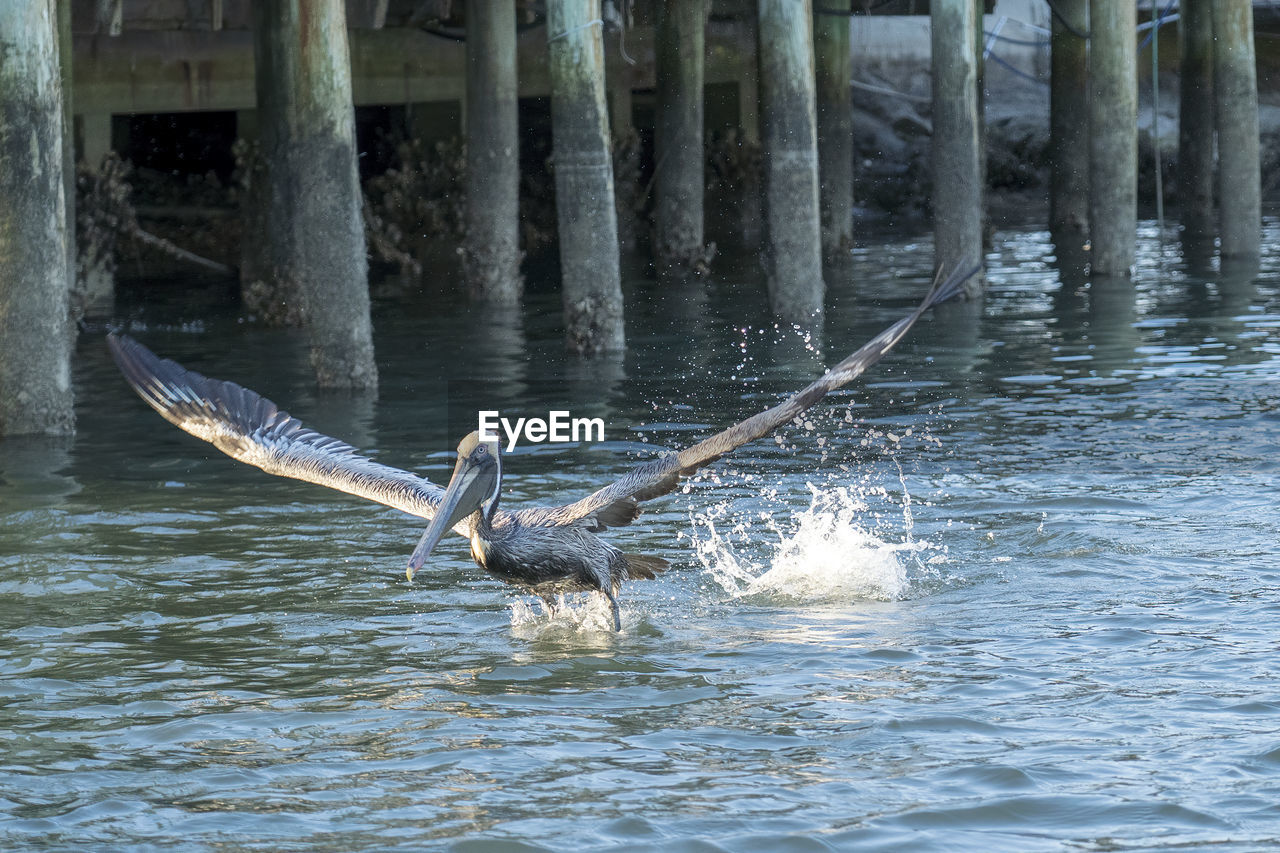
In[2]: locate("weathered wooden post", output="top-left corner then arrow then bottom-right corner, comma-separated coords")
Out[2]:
464,0 -> 522,303
609,76 -> 633,138
58,0 -> 75,301
975,0 -> 988,248
735,17 -> 763,246
1049,0 -> 1089,240
1212,0 -> 1261,259
248,0 -> 377,389
0,1 -> 74,436
76,8 -> 118,315
758,0 -> 824,322
608,59 -> 642,253
547,0 -> 625,353
1088,0 -> 1137,277
931,0 -> 984,285
814,1 -> 853,255
654,0 -> 707,274
1178,0 -> 1215,245
739,28 -> 761,147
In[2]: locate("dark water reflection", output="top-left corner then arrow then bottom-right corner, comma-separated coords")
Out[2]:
3,222 -> 1280,850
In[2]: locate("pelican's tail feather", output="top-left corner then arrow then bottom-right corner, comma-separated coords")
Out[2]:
623,554 -> 669,581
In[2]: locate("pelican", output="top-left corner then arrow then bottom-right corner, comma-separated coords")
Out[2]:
108,268 -> 975,629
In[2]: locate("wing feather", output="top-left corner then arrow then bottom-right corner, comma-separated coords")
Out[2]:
108,334 -> 449,522
527,266 -> 977,530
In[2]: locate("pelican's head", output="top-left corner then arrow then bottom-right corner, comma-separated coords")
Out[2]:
405,431 -> 501,581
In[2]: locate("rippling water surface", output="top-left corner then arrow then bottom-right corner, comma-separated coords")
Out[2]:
3,224 -> 1280,851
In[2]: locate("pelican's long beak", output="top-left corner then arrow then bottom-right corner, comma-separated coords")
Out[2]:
405,453 -> 496,581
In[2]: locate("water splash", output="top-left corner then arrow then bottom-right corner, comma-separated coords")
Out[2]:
508,593 -> 624,637
503,444 -> 949,633
690,482 -> 941,604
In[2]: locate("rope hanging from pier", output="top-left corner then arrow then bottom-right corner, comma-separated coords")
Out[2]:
1138,0 -> 1179,50
849,78 -> 931,104
547,18 -> 602,44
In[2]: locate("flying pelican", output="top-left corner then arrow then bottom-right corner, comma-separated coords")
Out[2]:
108,268 -> 974,629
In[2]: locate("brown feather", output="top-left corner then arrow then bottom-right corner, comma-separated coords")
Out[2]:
624,553 -> 669,580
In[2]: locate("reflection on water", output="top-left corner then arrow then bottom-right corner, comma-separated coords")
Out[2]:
3,221 -> 1280,849
0,436 -> 78,509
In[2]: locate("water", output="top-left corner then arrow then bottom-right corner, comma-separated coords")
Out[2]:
3,224 -> 1280,851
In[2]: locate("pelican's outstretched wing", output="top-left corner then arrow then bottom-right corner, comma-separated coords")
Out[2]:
527,266 -> 979,532
108,335 -> 450,523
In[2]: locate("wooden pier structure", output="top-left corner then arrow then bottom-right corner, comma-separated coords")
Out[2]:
0,0 -> 1270,435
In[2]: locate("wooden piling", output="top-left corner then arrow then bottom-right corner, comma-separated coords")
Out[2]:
1049,0 -> 1089,240
1088,0 -> 1137,277
654,0 -> 707,274
547,0 -> 625,353
735,16 -> 763,246
464,0 -> 522,303
757,0 -> 824,322
249,0 -> 377,389
607,59 -> 642,253
0,1 -> 75,435
75,128 -> 117,315
1212,0 -> 1261,259
739,37 -> 761,147
58,0 -> 76,304
930,0 -> 983,284
975,0 -> 989,249
607,59 -> 643,253
1178,0 -> 1215,245
814,1 -> 853,255
609,77 -> 633,138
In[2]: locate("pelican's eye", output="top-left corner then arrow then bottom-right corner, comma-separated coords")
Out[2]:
476,446 -> 486,455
